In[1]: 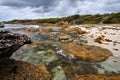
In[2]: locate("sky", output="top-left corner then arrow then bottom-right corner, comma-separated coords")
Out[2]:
0,0 -> 120,21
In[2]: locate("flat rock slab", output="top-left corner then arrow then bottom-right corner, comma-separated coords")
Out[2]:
61,42 -> 112,62
0,59 -> 51,80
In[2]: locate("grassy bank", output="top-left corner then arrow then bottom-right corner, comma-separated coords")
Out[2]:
4,12 -> 120,26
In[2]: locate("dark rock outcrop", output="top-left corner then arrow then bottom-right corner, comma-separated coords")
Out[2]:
0,31 -> 31,58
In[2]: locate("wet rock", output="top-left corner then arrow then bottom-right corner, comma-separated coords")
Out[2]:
0,31 -> 31,58
57,21 -> 69,25
113,48 -> 119,51
94,35 -> 105,43
60,25 -> 68,30
23,29 -> 40,33
61,42 -> 112,62
58,35 -> 74,42
23,28 -> 54,34
58,35 -> 70,41
52,66 -> 67,80
0,58 -> 51,80
0,22 -> 4,28
94,35 -> 112,44
42,28 -> 53,33
72,74 -> 120,80
11,42 -> 58,65
61,60 -> 98,78
113,41 -> 120,44
48,58 -> 98,79
64,27 -> 86,35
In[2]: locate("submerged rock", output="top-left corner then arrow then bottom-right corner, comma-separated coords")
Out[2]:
42,28 -> 53,33
11,42 -> 58,65
61,42 -> 112,62
52,66 -> 67,80
72,74 -> 120,80
23,28 -> 54,34
23,29 -> 40,33
0,31 -> 31,58
0,58 -> 51,80
58,59 -> 98,79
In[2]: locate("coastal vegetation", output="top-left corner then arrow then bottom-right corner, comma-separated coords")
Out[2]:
5,12 -> 120,25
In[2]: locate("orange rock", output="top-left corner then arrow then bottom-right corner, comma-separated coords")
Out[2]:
42,28 -> 53,33
58,21 -> 69,25
58,36 -> 70,41
61,42 -> 112,61
94,35 -> 112,44
0,59 -> 51,80
65,27 -> 86,34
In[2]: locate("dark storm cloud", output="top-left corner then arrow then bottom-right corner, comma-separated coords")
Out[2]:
0,0 -> 120,21
0,0 -> 57,8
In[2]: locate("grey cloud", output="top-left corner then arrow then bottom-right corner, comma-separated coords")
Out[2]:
0,0 -> 58,8
0,0 -> 120,21
33,7 -> 52,13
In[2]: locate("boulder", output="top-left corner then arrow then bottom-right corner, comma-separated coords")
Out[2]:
61,42 -> 112,62
52,66 -> 67,80
0,58 -> 51,80
0,31 -> 31,58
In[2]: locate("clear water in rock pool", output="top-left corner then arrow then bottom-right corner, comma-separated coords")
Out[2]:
2,24 -> 120,79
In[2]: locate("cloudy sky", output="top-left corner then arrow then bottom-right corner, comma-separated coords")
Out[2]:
0,0 -> 120,21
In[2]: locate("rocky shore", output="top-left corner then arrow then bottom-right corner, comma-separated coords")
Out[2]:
0,31 -> 51,80
0,24 -> 120,80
